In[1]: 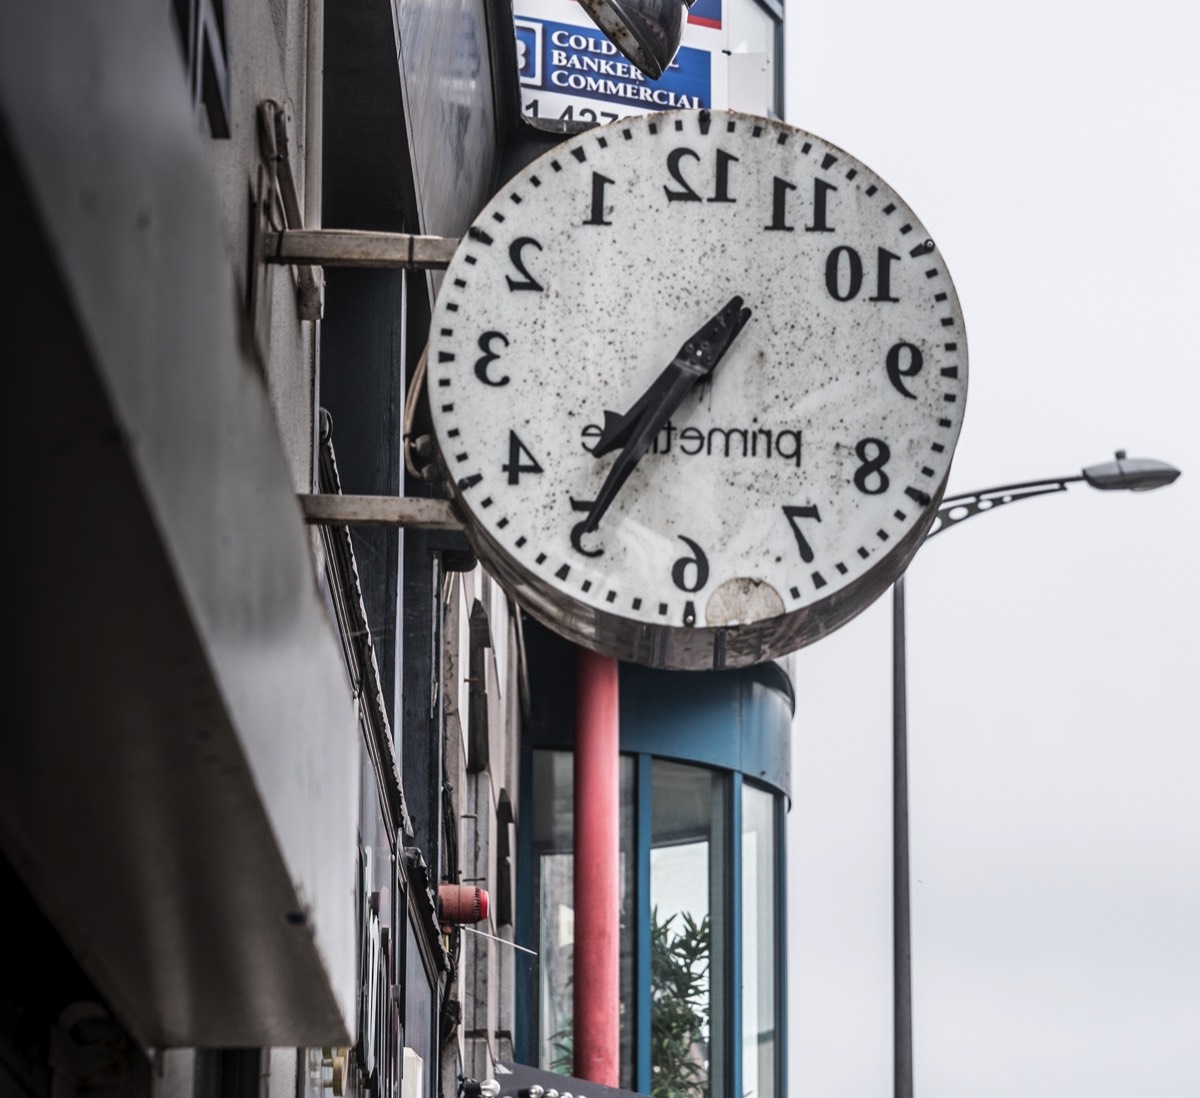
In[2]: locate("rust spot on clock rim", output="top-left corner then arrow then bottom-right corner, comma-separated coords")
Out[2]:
705,577 -> 785,627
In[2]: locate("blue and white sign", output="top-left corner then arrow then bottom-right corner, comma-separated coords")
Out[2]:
514,0 -> 729,124
689,0 -> 723,30
515,19 -> 543,85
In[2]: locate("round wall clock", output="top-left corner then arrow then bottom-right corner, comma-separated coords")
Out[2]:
426,108 -> 968,670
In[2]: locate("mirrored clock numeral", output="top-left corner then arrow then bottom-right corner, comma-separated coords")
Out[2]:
568,497 -> 604,558
474,330 -> 510,386
708,149 -> 738,203
870,248 -> 901,302
663,147 -> 739,203
671,536 -> 710,593
505,237 -> 544,292
767,177 -> 838,232
502,431 -> 544,484
806,178 -> 837,232
885,341 -> 923,398
826,246 -> 862,300
764,177 -> 796,231
584,172 -> 614,226
825,246 -> 901,302
782,504 -> 822,563
853,438 -> 891,495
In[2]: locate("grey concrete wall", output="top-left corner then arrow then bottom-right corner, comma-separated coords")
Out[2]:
0,0 -> 358,1045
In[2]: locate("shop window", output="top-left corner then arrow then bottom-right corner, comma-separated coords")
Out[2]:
529,753 -> 781,1098
531,751 -> 636,1089
519,649 -> 792,1098
649,760 -> 729,1098
740,783 -> 779,1098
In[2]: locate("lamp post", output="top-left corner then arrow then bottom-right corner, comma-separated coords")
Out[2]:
891,450 -> 1181,1098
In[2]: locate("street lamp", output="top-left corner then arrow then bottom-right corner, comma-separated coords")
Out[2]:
891,450 -> 1181,1098
577,0 -> 693,80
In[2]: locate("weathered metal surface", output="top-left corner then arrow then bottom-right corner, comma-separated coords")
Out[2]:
258,101 -> 324,318
299,493 -> 463,529
267,229 -> 459,269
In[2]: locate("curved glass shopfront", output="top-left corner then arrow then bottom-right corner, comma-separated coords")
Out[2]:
519,656 -> 793,1098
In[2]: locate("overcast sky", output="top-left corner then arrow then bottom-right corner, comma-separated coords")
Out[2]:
782,2 -> 1199,1094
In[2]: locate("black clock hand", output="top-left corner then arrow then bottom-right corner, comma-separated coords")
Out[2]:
583,295 -> 751,533
591,295 -> 752,458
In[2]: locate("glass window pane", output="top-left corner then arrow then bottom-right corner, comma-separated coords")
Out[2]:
650,760 -> 728,1098
729,0 -> 777,57
532,750 -> 575,1073
741,784 -> 778,1098
403,915 -> 436,1098
532,749 -> 635,1088
727,0 -> 779,116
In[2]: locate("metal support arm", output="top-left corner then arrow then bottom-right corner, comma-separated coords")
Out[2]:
266,229 -> 458,270
298,494 -> 463,530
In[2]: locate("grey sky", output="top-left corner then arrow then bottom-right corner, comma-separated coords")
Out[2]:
783,2 -> 1200,1094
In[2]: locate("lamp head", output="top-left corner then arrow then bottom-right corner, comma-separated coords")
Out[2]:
1082,450 -> 1182,492
577,0 -> 690,80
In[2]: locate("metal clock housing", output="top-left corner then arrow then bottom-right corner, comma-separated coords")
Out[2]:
427,109 -> 968,670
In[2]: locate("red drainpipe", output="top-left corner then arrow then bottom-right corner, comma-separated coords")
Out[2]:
573,647 -> 620,1086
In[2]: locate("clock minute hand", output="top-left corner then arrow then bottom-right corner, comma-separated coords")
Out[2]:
591,295 -> 752,458
583,296 -> 751,534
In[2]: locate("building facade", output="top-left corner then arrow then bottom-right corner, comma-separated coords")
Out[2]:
0,3 -> 789,1097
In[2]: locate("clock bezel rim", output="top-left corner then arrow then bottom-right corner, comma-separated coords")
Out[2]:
427,107 -> 967,670
439,461 -> 947,670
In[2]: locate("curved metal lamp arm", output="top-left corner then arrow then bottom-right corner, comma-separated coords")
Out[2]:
925,450 -> 1181,541
925,475 -> 1084,540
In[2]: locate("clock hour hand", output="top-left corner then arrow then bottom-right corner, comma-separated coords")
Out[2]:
583,295 -> 751,533
591,295 -> 752,458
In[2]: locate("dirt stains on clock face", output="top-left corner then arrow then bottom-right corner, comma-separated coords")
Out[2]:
426,108 -> 968,668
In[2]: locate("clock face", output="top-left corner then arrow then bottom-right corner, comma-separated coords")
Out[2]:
427,109 -> 967,670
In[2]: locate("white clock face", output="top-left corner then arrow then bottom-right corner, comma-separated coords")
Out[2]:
427,109 -> 967,670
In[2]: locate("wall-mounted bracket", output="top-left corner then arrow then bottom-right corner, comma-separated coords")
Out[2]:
257,100 -> 323,318
299,494 -> 463,530
266,229 -> 459,270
